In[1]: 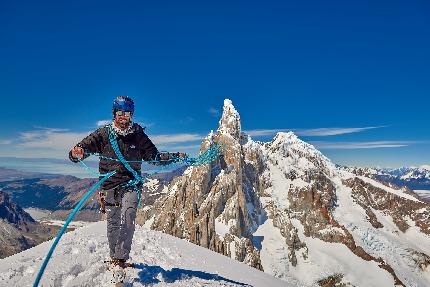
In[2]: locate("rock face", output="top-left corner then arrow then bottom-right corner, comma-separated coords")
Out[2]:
0,191 -> 35,227
137,99 -> 430,287
0,191 -> 59,259
139,99 -> 263,269
345,177 -> 429,234
0,192 -> 34,258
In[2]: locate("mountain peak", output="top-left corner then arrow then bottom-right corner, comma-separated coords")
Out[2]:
273,131 -> 299,142
271,131 -> 309,149
217,99 -> 241,140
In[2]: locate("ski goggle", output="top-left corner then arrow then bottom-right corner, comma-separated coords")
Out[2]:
115,110 -> 132,117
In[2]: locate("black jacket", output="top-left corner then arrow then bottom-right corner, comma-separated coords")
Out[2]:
69,123 -> 178,190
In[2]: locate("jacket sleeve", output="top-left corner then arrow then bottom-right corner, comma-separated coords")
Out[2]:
69,127 -> 106,163
140,131 -> 179,166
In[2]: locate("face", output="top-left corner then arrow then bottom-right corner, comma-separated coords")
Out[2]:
114,110 -> 132,127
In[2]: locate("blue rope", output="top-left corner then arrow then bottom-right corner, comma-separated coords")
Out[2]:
107,125 -> 145,207
33,170 -> 116,287
85,143 -> 225,166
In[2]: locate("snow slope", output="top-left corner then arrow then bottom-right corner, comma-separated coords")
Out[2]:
0,222 -> 286,287
248,131 -> 430,286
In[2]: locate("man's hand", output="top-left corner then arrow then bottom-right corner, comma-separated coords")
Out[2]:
71,146 -> 85,160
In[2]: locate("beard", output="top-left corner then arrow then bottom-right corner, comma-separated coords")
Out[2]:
114,117 -> 131,129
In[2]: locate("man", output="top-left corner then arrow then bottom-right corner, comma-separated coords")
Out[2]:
69,96 -> 185,285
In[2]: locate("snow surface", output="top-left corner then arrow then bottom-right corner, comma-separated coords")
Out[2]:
142,179 -> 160,192
39,220 -> 90,229
332,176 -> 430,287
0,221 -> 286,287
252,218 -> 302,286
289,218 -> 395,287
215,217 -> 233,238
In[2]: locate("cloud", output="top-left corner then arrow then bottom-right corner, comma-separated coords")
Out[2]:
245,129 -> 289,137
209,107 -> 220,117
244,126 -> 385,137
151,133 -> 204,144
311,140 -> 421,149
164,144 -> 202,150
5,127 -> 92,159
295,126 -> 385,136
20,127 -> 69,141
18,128 -> 89,150
0,140 -> 12,145
0,156 -> 98,178
156,144 -> 202,155
96,120 -> 111,127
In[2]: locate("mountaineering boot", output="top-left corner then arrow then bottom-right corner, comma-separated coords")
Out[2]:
105,259 -> 135,270
109,258 -> 126,285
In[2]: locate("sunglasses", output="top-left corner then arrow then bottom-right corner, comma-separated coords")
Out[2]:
116,110 -> 132,117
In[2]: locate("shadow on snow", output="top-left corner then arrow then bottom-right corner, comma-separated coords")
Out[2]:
132,263 -> 252,286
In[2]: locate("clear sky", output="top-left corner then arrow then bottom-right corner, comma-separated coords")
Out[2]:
1,0 -> 429,174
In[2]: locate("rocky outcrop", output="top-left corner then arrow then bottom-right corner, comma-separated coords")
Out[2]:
0,191 -> 35,228
139,100 -> 263,270
0,191 -> 59,259
0,219 -> 33,259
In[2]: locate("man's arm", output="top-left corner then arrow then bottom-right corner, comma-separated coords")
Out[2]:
156,152 -> 183,166
140,132 -> 186,166
69,128 -> 106,163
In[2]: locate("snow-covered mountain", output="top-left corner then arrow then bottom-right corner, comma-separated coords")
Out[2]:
384,166 -> 430,181
341,165 -> 430,203
139,99 -> 430,287
0,221 -> 285,286
340,165 -> 430,182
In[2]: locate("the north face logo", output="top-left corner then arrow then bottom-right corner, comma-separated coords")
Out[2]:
130,145 -> 136,149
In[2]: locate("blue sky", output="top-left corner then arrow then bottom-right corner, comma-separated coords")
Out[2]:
0,0 -> 429,175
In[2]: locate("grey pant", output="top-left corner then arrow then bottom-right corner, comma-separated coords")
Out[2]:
104,187 -> 138,260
